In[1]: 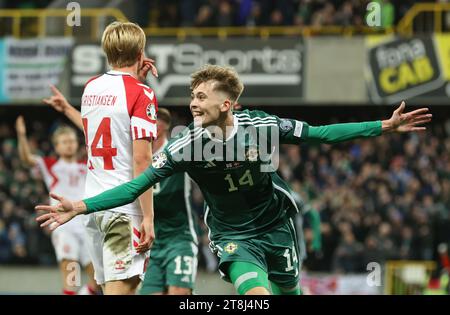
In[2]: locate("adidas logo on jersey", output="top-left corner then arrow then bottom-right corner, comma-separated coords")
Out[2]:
204,161 -> 216,168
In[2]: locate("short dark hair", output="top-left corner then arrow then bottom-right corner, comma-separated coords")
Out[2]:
157,108 -> 172,128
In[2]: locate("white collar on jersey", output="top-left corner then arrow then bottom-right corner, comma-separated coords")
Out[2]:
154,138 -> 169,155
106,70 -> 133,76
204,114 -> 238,143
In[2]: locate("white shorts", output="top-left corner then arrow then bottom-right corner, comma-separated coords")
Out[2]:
51,215 -> 91,267
84,211 -> 149,285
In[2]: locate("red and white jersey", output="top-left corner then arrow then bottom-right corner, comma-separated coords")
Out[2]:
81,70 -> 158,215
34,156 -> 87,206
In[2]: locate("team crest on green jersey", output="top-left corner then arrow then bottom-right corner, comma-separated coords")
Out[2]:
224,242 -> 238,254
152,152 -> 167,168
279,119 -> 293,131
246,147 -> 259,162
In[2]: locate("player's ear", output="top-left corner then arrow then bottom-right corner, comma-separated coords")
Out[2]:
221,100 -> 232,113
137,51 -> 143,64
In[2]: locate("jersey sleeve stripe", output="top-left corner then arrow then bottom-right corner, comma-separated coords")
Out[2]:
168,130 -> 205,155
131,116 -> 157,140
42,157 -> 59,190
235,113 -> 277,122
167,128 -> 202,151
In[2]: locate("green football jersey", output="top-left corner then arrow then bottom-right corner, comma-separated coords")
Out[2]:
153,171 -> 199,246
148,110 -> 317,242
152,141 -> 199,247
84,109 -> 381,246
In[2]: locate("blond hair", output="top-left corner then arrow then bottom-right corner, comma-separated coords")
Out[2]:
51,126 -> 77,146
190,65 -> 244,103
101,22 -> 146,68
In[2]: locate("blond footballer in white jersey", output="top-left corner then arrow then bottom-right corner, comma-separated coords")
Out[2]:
42,22 -> 158,295
16,119 -> 100,295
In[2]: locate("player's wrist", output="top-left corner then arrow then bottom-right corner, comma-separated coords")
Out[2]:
73,200 -> 87,215
63,102 -> 73,113
142,214 -> 154,221
381,119 -> 395,133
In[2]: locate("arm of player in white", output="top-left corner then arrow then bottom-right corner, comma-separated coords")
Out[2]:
133,139 -> 155,253
15,116 -> 37,167
43,85 -> 83,131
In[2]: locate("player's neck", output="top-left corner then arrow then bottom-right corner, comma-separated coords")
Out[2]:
213,113 -> 234,141
59,155 -> 77,163
112,65 -> 138,79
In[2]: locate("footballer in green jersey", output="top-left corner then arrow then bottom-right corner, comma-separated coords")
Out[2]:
140,143 -> 200,295
36,65 -> 432,295
140,109 -> 200,295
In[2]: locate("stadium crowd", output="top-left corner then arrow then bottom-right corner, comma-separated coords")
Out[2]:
135,0 -> 420,28
0,0 -> 435,28
1,111 -> 449,274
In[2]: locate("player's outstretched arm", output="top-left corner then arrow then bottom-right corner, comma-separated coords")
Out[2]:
303,101 -> 431,144
15,116 -> 37,167
380,101 -> 432,133
35,172 -> 153,229
35,162 -> 174,228
35,192 -> 87,230
42,85 -> 83,130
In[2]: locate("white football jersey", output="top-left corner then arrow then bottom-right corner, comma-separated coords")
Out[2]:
81,70 -> 158,215
34,156 -> 87,207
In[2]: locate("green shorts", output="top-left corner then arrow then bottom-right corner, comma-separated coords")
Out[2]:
211,218 -> 301,288
140,240 -> 198,295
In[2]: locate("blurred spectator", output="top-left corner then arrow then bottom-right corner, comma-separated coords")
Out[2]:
0,0 -> 439,29
158,0 -> 180,27
332,230 -> 364,273
180,0 -> 198,26
0,218 -> 11,263
195,3 -> 216,27
235,0 -> 253,26
137,0 -> 440,28
135,0 -> 152,27
217,0 -> 235,27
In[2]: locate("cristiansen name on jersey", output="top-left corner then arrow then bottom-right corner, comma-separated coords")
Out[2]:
82,94 -> 118,106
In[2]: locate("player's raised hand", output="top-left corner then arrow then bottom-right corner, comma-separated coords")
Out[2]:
15,116 -> 27,136
382,101 -> 432,133
35,193 -> 80,231
146,58 -> 159,78
136,216 -> 155,253
138,58 -> 158,82
43,85 -> 71,113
